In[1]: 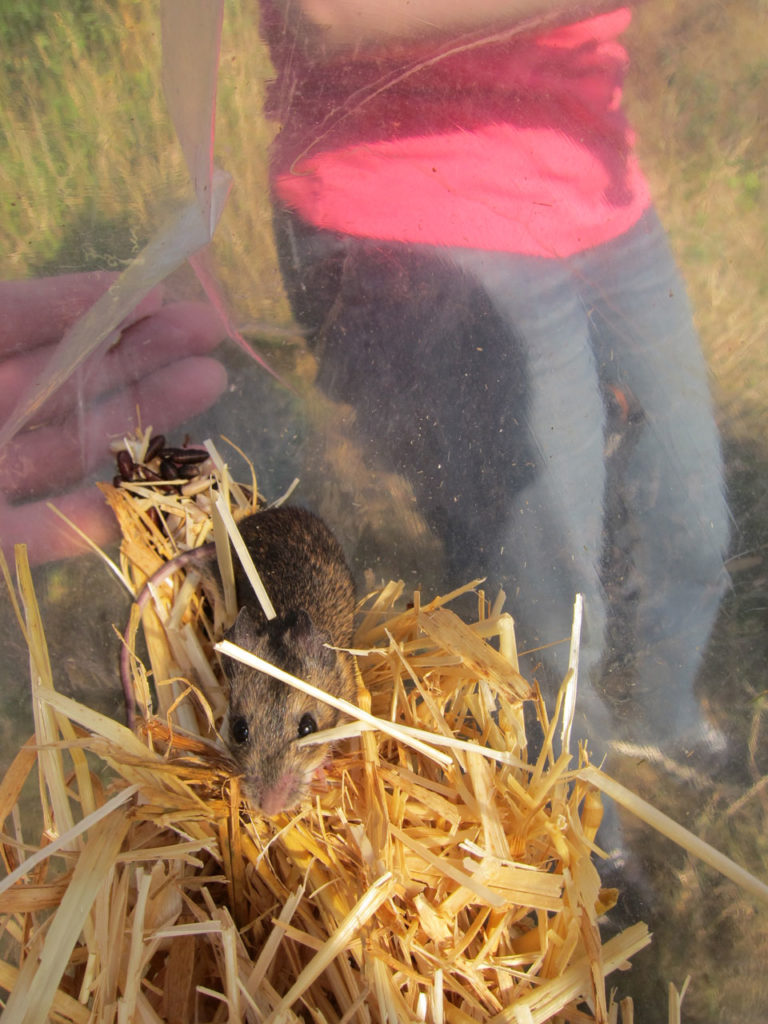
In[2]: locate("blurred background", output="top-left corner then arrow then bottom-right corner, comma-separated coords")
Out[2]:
0,1 -> 766,1019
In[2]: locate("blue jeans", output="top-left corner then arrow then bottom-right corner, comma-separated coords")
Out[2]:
275,207 -> 730,753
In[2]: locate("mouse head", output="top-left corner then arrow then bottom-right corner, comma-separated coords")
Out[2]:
222,606 -> 351,815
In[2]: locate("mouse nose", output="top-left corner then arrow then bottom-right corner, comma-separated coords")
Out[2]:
257,771 -> 299,816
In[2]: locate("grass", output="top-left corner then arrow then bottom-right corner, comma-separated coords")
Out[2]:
0,2 -> 767,1022
0,4 -> 172,274
625,0 -> 768,437
0,1 -> 287,320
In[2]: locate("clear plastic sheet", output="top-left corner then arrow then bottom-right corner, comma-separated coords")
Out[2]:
0,1 -> 766,1019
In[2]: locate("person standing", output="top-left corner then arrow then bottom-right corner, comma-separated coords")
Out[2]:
259,0 -> 730,776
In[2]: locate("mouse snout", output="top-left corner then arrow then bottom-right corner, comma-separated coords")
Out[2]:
254,772 -> 301,816
241,747 -> 328,816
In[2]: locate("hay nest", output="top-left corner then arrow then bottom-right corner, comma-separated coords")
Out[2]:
1,431 -> 681,1023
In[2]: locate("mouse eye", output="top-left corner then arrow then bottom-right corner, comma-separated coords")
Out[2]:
231,715 -> 250,745
297,713 -> 317,738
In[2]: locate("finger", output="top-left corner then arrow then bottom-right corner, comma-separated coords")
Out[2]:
0,302 -> 227,427
0,356 -> 228,500
0,272 -> 164,355
0,488 -> 120,567
0,347 -> 51,425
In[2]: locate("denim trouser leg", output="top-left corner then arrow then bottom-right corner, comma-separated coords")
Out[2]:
274,207 -> 729,756
453,211 -> 729,747
448,245 -> 613,748
571,212 -> 730,743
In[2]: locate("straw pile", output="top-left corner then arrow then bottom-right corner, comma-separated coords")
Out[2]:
0,431 -> 654,1023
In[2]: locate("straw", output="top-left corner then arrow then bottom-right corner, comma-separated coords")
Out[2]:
6,436 -> 761,1021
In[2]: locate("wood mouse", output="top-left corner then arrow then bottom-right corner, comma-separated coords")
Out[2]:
123,505 -> 356,815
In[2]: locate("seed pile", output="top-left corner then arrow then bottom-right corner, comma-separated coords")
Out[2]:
111,432 -> 214,535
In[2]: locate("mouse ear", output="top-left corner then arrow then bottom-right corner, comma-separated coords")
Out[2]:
225,605 -> 265,648
279,608 -> 335,666
285,608 -> 312,642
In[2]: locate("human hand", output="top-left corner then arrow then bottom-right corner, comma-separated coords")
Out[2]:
0,272 -> 228,565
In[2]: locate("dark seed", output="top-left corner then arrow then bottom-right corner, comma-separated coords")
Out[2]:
146,507 -> 162,530
113,475 -> 123,488
145,434 -> 166,462
159,458 -> 179,480
176,463 -> 200,479
116,450 -> 135,481
159,446 -> 209,465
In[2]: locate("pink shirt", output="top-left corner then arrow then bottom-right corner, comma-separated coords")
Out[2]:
263,7 -> 652,258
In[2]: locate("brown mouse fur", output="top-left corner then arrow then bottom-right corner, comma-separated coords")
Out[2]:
222,506 -> 356,815
124,506 -> 356,815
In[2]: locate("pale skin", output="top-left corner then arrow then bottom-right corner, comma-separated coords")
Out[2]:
0,273 -> 227,564
277,0 -> 610,53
